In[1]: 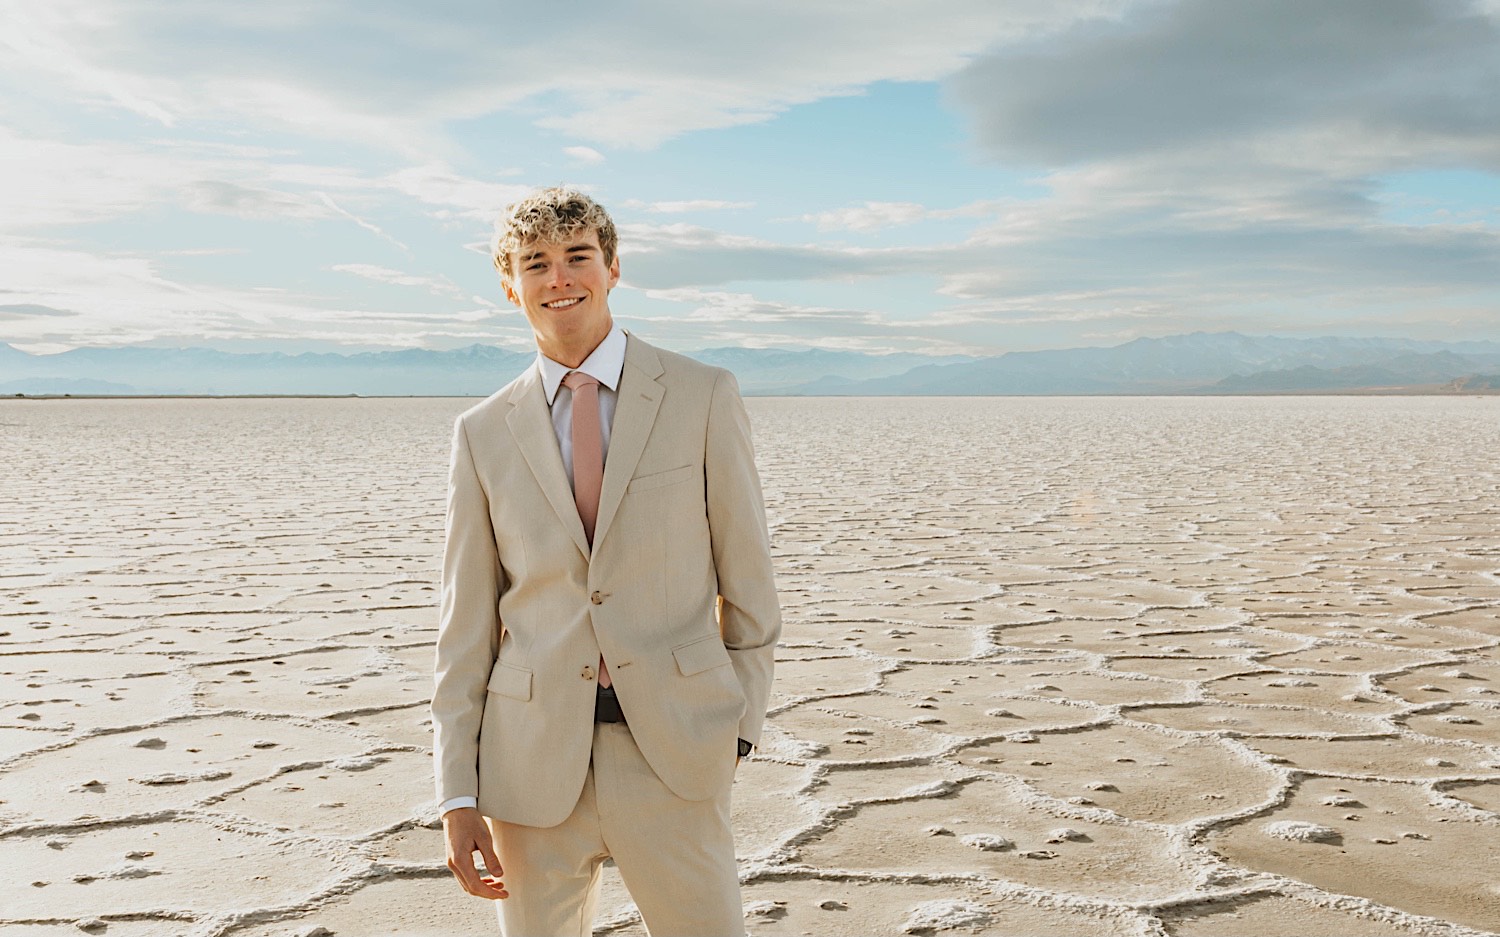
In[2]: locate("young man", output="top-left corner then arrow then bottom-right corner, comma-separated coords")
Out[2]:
432,188 -> 780,936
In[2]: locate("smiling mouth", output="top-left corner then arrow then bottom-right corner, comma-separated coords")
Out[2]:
542,297 -> 583,309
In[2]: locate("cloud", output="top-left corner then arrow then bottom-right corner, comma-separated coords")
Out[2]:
0,242 -> 485,349
949,0 -> 1500,168
376,163 -> 531,223
0,243 -> 276,345
187,180 -> 328,220
1,5 -> 177,125
315,192 -> 409,251
0,128 -> 425,232
331,263 -> 465,298
908,0 -> 1500,343
563,146 -> 606,165
615,176 -> 1500,344
802,201 -> 928,232
0,303 -> 78,319
800,199 -> 1009,232
622,287 -> 979,355
619,223 -> 929,288
622,199 -> 755,214
510,1 -> 1123,148
0,202 -> 548,351
3,0 -> 1123,151
622,319 -> 977,356
0,130 -> 179,228
639,287 -> 886,326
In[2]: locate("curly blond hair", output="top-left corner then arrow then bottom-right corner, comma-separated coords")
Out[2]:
491,187 -> 618,284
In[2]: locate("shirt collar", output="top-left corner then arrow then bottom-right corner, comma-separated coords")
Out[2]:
538,324 -> 627,405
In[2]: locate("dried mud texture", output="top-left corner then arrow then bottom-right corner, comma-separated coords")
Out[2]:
3,395 -> 1500,937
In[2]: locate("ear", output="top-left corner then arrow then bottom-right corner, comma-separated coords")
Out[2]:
502,279 -> 520,306
607,254 -> 621,290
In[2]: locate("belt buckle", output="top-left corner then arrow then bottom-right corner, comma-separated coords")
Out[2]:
594,684 -> 626,724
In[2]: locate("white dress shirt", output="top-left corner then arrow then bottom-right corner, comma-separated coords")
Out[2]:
537,323 -> 625,485
439,324 -> 626,818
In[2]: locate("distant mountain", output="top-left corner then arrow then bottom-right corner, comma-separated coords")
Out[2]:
1211,351 -> 1500,392
1450,374 -> 1500,392
0,376 -> 141,395
0,344 -> 536,396
788,332 -> 1500,396
4,332 -> 1498,396
690,347 -> 974,393
0,342 -> 972,396
0,342 -> 34,368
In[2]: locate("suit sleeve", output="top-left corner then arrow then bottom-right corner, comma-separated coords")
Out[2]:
705,369 -> 781,748
431,414 -> 504,805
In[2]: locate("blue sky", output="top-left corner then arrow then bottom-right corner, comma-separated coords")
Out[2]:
1,0 -> 1497,357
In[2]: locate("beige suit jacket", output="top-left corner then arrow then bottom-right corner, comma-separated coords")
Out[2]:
432,334 -> 780,828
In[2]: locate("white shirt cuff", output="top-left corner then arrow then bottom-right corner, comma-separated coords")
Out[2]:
439,796 -> 477,817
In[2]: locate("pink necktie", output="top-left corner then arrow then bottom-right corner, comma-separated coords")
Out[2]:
562,370 -> 611,688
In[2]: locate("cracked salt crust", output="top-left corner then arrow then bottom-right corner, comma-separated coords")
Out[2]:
3,395 -> 1499,936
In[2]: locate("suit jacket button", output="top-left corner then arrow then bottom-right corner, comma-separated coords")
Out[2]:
582,665 -> 595,681
590,591 -> 603,605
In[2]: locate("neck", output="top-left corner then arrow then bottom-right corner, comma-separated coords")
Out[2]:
538,317 -> 613,369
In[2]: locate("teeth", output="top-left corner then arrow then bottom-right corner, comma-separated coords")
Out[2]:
544,297 -> 582,309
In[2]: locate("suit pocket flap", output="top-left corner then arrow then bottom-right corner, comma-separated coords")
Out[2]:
486,662 -> 532,701
627,464 -> 695,494
673,635 -> 731,676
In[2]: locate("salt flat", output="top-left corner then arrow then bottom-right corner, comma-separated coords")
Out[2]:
2,395 -> 1499,937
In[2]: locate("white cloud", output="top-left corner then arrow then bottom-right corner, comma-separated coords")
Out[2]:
619,222 -> 928,288
617,170 -> 1500,344
639,287 -> 882,325
619,289 -> 982,355
0,130 -> 183,228
376,163 -> 531,224
800,200 -> 1011,232
314,193 -> 409,250
563,146 -> 605,165
1,5 -> 178,125
623,199 -> 755,214
0,242 -> 280,344
187,180 -> 328,220
0,241 -> 489,349
802,201 -> 929,232
0,303 -> 78,320
331,263 -> 465,298
1,0 -> 1126,151
0,128 -> 414,232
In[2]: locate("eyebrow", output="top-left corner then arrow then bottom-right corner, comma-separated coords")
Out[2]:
519,244 -> 596,265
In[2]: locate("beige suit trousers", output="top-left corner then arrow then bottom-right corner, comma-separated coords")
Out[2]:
486,722 -> 745,937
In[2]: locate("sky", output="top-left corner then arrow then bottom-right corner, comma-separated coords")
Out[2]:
1,0 -> 1498,358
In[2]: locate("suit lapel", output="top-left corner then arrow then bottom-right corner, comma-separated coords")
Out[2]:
505,364 -> 591,559
593,335 -> 664,552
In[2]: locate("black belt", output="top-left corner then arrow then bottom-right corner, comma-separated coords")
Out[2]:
594,684 -> 626,724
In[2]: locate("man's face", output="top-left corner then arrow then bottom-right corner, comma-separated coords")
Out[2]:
504,229 -> 620,352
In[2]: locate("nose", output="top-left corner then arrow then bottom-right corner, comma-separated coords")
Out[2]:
546,263 -> 572,289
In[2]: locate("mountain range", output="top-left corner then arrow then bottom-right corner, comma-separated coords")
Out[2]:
0,342 -> 969,396
3,332 -> 1499,397
793,334 -> 1500,396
